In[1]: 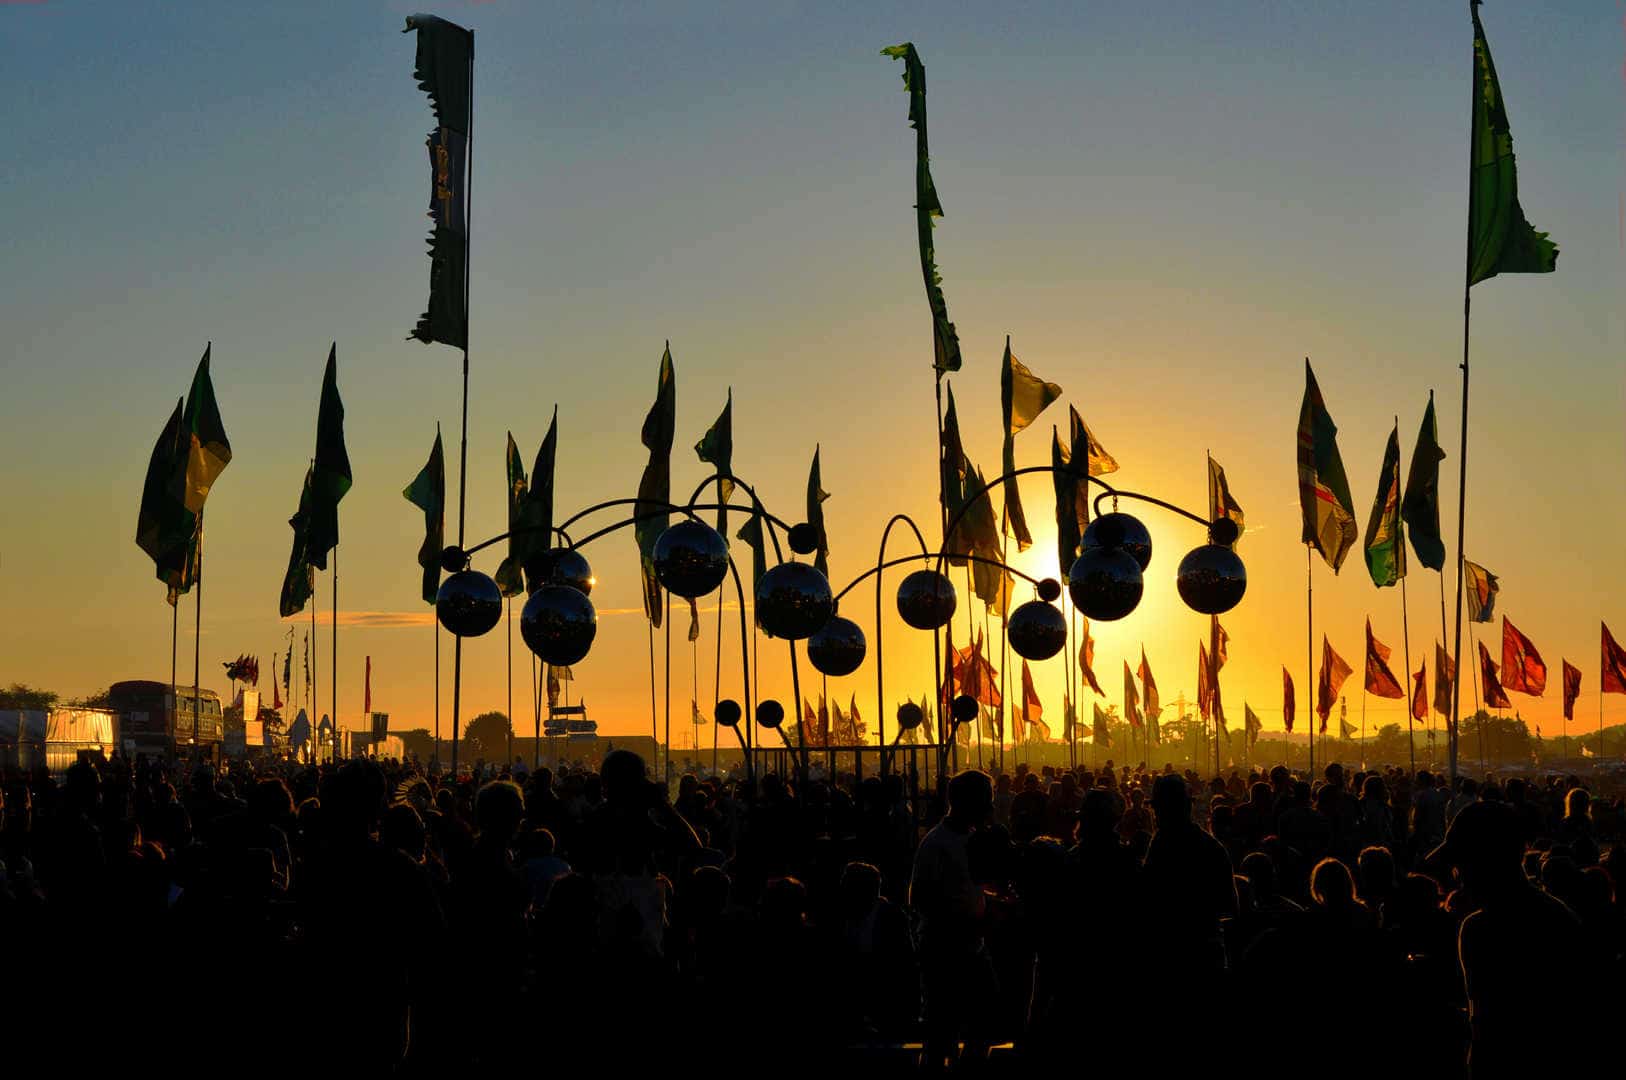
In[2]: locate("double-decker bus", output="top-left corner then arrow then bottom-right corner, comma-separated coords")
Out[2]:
108,681 -> 224,758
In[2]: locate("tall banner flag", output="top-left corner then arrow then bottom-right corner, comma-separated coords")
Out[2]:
1316,636 -> 1353,733
403,14 -> 473,349
1499,616 -> 1547,696
1197,642 -> 1213,721
1092,702 -> 1113,748
1463,560 -> 1499,622
999,337 -> 1062,551
1412,660 -> 1428,722
1070,407 -> 1119,478
1021,659 -> 1043,722
279,467 -> 317,617
1296,361 -> 1358,572
882,43 -> 962,374
1435,644 -> 1457,720
635,344 -> 676,624
1363,424 -> 1407,587
1364,619 -> 1406,699
1244,704 -> 1262,747
136,398 -> 193,599
1051,424 -> 1088,580
522,409 -> 558,594
1478,641 -> 1512,709
1561,661 -> 1581,722
494,433 -> 530,597
807,446 -> 831,577
1079,620 -> 1104,696
1123,661 -> 1142,728
1214,622 -> 1230,671
1467,2 -> 1558,286
272,655 -> 283,711
1601,623 -> 1626,694
307,345 -> 352,568
1401,394 -> 1447,571
1283,667 -> 1295,733
1208,456 -> 1245,545
174,345 -> 234,522
402,427 -> 446,605
736,497 -> 768,626
695,389 -> 735,538
1138,647 -> 1160,718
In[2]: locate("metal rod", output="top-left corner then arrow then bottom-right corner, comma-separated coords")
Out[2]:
333,541 -> 339,761
193,510 -> 204,761
1307,545 -> 1314,777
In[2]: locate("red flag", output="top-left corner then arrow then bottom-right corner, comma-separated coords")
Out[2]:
364,655 -> 371,716
1214,621 -> 1230,672
1283,667 -> 1295,733
1499,617 -> 1547,695
1317,636 -> 1353,733
1411,659 -> 1427,721
1079,618 -> 1104,696
1123,660 -> 1142,727
1434,644 -> 1456,718
272,652 -> 284,710
1562,661 -> 1581,722
1602,623 -> 1626,695
1197,642 -> 1213,721
1138,647 -> 1160,717
1364,619 -> 1405,699
1021,658 -> 1043,721
817,695 -> 831,746
1478,641 -> 1512,709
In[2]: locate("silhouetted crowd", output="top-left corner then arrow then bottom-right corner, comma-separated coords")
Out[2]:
1,750 -> 1621,1076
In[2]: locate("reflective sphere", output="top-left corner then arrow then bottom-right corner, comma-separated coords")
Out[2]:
715,699 -> 742,727
787,522 -> 821,556
521,547 -> 562,591
755,700 -> 785,729
950,694 -> 980,724
652,520 -> 729,598
1007,600 -> 1069,661
520,585 -> 598,666
1083,512 -> 1153,570
806,616 -> 867,678
896,702 -> 924,731
435,570 -> 503,637
895,569 -> 957,630
1209,517 -> 1241,548
1067,548 -> 1144,622
1176,543 -> 1248,615
755,561 -> 835,640
439,545 -> 469,574
1037,578 -> 1063,603
548,548 -> 594,596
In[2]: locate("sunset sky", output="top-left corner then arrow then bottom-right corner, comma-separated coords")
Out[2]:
2,1 -> 1622,745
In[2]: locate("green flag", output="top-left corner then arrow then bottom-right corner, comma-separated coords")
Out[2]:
882,43 -> 962,374
307,344 -> 352,568
159,517 -> 201,608
1000,337 -> 1062,552
279,466 -> 317,617
495,432 -> 530,597
172,345 -> 232,521
1364,423 -> 1407,587
736,495 -> 768,627
940,384 -> 971,565
136,397 -> 192,590
1401,392 -> 1447,572
521,407 -> 558,594
403,14 -> 473,349
1468,2 -> 1557,286
1050,424 -> 1087,581
695,389 -> 735,538
807,445 -> 830,577
1296,360 -> 1358,572
635,344 -> 676,624
402,427 -> 445,605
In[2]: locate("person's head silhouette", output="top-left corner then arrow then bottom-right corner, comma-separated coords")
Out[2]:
1150,773 -> 1191,829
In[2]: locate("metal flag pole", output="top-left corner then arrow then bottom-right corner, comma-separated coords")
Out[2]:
193,511 -> 205,762
434,618 -> 441,768
664,593 -> 672,789
332,541 -> 339,762
506,598 -> 513,771
1306,547 -> 1315,777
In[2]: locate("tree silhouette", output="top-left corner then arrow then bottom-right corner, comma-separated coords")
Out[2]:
0,683 -> 58,710
463,711 -> 511,760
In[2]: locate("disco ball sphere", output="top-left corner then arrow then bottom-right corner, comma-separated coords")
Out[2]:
439,545 -> 469,574
653,520 -> 729,599
950,694 -> 980,724
806,616 -> 867,678
435,570 -> 502,637
1083,512 -> 1153,571
1007,600 -> 1068,661
896,702 -> 924,731
1067,548 -> 1144,622
521,547 -> 561,592
548,548 -> 594,596
1037,578 -> 1063,603
787,522 -> 821,556
1209,517 -> 1241,548
755,561 -> 834,640
755,700 -> 785,729
895,569 -> 957,630
715,699 -> 742,728
1176,543 -> 1248,615
519,585 -> 598,666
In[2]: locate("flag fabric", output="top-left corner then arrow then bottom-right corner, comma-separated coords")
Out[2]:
402,427 -> 446,605
1071,406 -> 1119,477
404,13 -> 473,349
272,656 -> 283,710
807,445 -> 831,577
546,665 -> 561,709
1092,702 -> 1113,748
736,497 -> 768,626
1364,619 -> 1406,699
282,642 -> 292,706
1214,622 -> 1230,672
918,695 -> 935,743
817,696 -> 832,747
136,397 -> 194,596
882,43 -> 962,374
1317,636 -> 1353,733
635,344 -> 676,625
1000,338 -> 1062,551
1021,658 -> 1043,721
969,466 -> 1011,613
495,433 -> 530,597
1123,661 -> 1142,728
174,345 -> 233,520
803,700 -> 820,747
1602,623 -> 1626,694
1138,647 -> 1160,718
1244,704 -> 1262,747
1296,361 -> 1358,572
1148,704 -> 1160,746
279,466 -> 317,618
522,409 -> 558,594
1197,642 -> 1213,722
1463,560 -> 1499,622
1479,641 -> 1512,709
1061,693 -> 1075,743
1435,644 -> 1457,718
1207,456 -> 1244,545
1340,718 -> 1357,741
849,696 -> 867,743
303,633 -> 311,701
1467,2 -> 1558,286
1283,667 -> 1295,733
940,385 -> 970,565
694,389 -> 735,538
1079,620 -> 1104,697
1412,660 -> 1428,722
1363,423 -> 1407,588
1500,616 -> 1547,696
307,345 -> 352,568
1215,696 -> 1229,741
1050,424 -> 1089,580
691,700 -> 707,727
161,519 -> 202,608
1562,660 -> 1581,721
1401,394 -> 1447,571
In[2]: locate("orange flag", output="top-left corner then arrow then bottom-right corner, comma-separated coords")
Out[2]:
1079,618 -> 1105,696
1499,616 -> 1547,696
1602,622 -> 1626,695
1198,642 -> 1213,721
1561,661 -> 1581,722
1434,644 -> 1456,718
1411,659 -> 1427,721
1364,619 -> 1405,699
1282,667 -> 1295,733
1478,641 -> 1512,709
1316,636 -> 1353,733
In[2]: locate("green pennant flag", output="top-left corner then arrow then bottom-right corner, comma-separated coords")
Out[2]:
1363,422 -> 1407,587
521,407 -> 558,594
695,389 -> 735,539
403,14 -> 473,349
1401,393 -> 1447,572
279,465 -> 318,617
736,495 -> 768,627
940,384 -> 971,565
635,344 -> 676,625
1296,360 -> 1358,572
1468,2 -> 1557,286
495,432 -> 530,597
1000,337 -> 1062,552
136,397 -> 192,591
882,43 -> 962,373
402,427 -> 445,605
1050,424 -> 1088,581
306,345 -> 352,568
160,518 -> 201,608
172,344 -> 233,523
807,445 -> 831,577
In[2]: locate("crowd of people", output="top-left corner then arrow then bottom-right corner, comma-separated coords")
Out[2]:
0,747 -> 1621,1075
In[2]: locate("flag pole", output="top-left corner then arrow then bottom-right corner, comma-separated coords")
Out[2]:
506,598 -> 513,771
170,598 -> 178,760
193,511 -> 204,762
1306,545 -> 1314,777
311,578 -> 318,764
714,584 -> 724,777
663,593 -> 671,790
648,622 -> 658,776
434,617 -> 441,769
1397,415 -> 1417,776
332,541 -> 339,761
